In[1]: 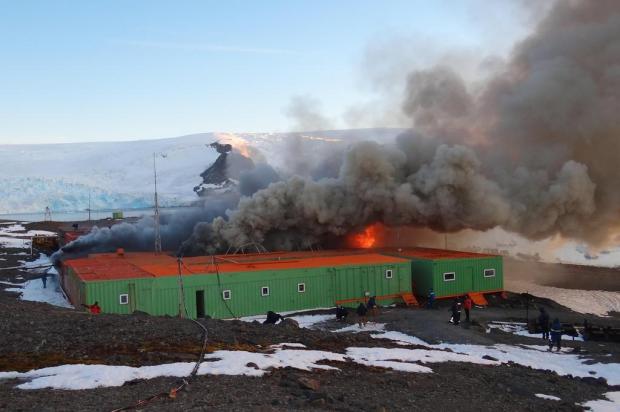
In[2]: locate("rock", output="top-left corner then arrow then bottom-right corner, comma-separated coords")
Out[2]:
281,318 -> 300,328
310,398 -> 326,407
483,355 -> 498,361
298,377 -> 320,391
246,362 -> 260,369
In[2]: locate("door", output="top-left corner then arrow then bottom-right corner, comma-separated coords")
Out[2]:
128,283 -> 136,313
196,290 -> 205,318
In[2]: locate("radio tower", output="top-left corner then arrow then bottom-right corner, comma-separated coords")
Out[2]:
153,153 -> 162,254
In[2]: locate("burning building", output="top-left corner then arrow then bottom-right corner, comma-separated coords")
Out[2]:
384,247 -> 503,304
60,246 -> 504,318
61,250 -> 413,318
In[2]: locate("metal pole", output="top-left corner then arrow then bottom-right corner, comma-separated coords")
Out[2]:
177,257 -> 185,318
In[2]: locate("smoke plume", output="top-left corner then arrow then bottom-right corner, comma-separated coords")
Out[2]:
183,0 -> 620,253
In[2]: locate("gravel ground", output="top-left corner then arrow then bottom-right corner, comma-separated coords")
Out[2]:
1,221 -> 619,411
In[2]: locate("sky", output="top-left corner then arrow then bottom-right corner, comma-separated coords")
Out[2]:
0,1 -> 535,144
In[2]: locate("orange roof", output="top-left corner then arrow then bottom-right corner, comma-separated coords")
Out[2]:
64,250 -> 409,282
381,247 -> 498,260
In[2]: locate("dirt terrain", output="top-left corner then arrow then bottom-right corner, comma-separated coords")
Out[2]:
1,220 -> 619,411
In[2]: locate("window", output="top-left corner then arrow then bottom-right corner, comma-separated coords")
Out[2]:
297,283 -> 306,293
119,294 -> 129,305
261,286 -> 270,296
484,269 -> 496,278
222,290 -> 231,300
443,272 -> 456,282
385,269 -> 393,279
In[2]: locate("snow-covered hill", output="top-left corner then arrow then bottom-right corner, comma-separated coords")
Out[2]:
0,129 -> 403,214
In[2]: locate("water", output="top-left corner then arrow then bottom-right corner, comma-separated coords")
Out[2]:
0,208 -> 153,222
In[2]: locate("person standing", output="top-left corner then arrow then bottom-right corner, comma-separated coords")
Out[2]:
549,318 -> 562,351
356,302 -> 368,328
538,308 -> 550,340
367,295 -> 378,317
41,273 -> 47,289
463,295 -> 472,322
450,298 -> 462,325
427,289 -> 436,309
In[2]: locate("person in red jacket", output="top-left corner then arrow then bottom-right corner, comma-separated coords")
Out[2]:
82,301 -> 101,314
463,295 -> 473,322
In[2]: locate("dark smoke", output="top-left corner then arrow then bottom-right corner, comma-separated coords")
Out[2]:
52,193 -> 240,262
183,0 -> 620,253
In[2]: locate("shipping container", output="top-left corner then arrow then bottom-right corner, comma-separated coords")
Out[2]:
383,247 -> 503,299
61,251 -> 412,319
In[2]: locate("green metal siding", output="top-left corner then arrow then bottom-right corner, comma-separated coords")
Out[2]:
408,256 -> 503,298
431,257 -> 503,297
79,261 -> 412,319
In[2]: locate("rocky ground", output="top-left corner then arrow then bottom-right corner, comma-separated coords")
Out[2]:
0,220 -> 619,411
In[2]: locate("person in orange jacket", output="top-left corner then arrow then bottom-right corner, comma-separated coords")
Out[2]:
463,295 -> 473,322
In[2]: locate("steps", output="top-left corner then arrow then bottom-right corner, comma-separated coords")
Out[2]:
469,292 -> 488,306
401,292 -> 419,307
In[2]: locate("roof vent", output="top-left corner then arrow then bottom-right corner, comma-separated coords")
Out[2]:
116,248 -> 125,257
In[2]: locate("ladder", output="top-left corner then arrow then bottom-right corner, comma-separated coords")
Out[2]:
400,292 -> 419,307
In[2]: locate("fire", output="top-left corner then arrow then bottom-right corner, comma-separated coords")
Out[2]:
216,132 -> 251,158
349,224 -> 380,249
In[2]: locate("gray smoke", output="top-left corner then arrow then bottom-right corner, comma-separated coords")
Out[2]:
53,193 -> 240,262
184,0 -> 620,252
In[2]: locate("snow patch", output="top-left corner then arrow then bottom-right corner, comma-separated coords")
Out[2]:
334,322 -> 386,333
581,392 -> 620,411
0,348 -> 345,390
506,280 -> 620,316
535,393 -> 561,401
5,266 -> 72,308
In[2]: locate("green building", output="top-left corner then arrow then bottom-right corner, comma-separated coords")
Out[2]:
61,250 -> 413,319
385,247 -> 503,300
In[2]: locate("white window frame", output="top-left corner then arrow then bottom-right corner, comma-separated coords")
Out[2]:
261,286 -> 270,297
443,272 -> 456,282
385,269 -> 393,279
297,283 -> 306,293
222,289 -> 232,300
119,293 -> 129,305
483,268 -> 496,278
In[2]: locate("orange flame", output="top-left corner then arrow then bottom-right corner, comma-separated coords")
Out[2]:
349,224 -> 379,249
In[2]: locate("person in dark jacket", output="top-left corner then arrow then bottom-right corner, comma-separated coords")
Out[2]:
336,305 -> 348,321
367,295 -> 378,316
463,295 -> 472,322
549,318 -> 562,351
538,308 -> 550,340
427,289 -> 436,309
450,299 -> 462,325
41,273 -> 47,289
356,302 -> 368,328
263,311 -> 283,324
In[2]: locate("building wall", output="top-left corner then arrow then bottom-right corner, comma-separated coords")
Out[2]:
61,267 -> 86,306
408,256 -> 503,298
81,261 -> 411,319
430,257 -> 503,297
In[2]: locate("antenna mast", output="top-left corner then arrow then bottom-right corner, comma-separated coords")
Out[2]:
153,153 -> 162,253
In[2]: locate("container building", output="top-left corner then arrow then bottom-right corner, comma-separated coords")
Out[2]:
384,247 -> 503,303
61,250 -> 413,319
